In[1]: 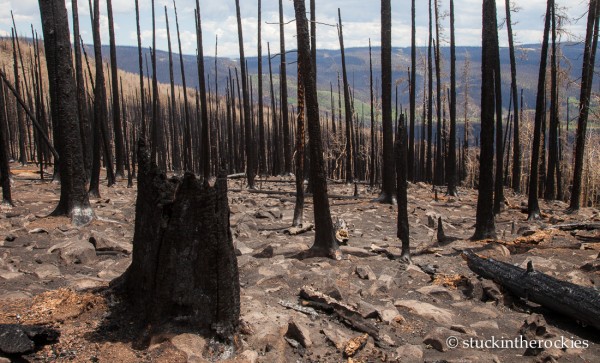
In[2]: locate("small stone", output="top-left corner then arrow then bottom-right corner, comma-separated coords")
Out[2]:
470,320 -> 499,330
170,334 -> 206,362
28,228 -> 48,234
253,245 -> 274,258
240,350 -> 258,363
423,327 -> 456,352
34,264 -> 61,279
267,208 -> 282,219
417,285 -> 461,301
355,265 -> 376,280
285,320 -> 312,348
450,325 -> 477,336
396,344 -> 423,361
394,299 -> 454,325
4,235 -> 15,242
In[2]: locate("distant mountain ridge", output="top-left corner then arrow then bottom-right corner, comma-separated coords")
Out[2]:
99,42 -> 589,113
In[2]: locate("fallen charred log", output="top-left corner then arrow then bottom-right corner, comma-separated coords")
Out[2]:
462,250 -> 600,330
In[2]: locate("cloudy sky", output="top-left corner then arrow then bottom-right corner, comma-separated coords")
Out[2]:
0,0 -> 591,58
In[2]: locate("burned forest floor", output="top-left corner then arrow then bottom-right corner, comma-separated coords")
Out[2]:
0,164 -> 599,362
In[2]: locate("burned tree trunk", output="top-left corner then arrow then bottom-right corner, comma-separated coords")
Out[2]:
122,140 -> 239,335
293,0 -> 340,260
446,0 -> 458,196
39,0 -> 93,226
409,0 -> 416,182
463,250 -> 600,331
338,9 -> 354,184
505,0 -> 521,193
293,60 -> 306,228
528,0 -> 552,219
234,0 -> 255,188
377,0 -> 396,204
106,0 -> 125,178
472,0 -> 497,240
570,0 -> 599,211
279,0 -> 292,174
396,114 -> 410,262
0,82 -> 13,206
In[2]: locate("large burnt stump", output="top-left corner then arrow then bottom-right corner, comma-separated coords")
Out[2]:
121,140 -> 240,336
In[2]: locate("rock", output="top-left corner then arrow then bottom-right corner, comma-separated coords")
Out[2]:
4,234 -> 15,242
89,232 -> 132,254
395,344 -> 423,361
405,264 -> 431,282
357,300 -> 379,319
285,320 -> 312,348
67,277 -> 108,291
340,246 -> 374,258
355,265 -> 376,280
0,324 -> 60,355
379,308 -> 402,324
234,241 -> 253,256
0,270 -> 24,280
28,228 -> 48,234
470,320 -> 499,330
34,264 -> 61,279
255,209 -> 273,219
450,325 -> 477,336
518,256 -> 557,271
426,211 -> 440,228
423,327 -> 457,352
417,285 -> 461,301
240,350 -> 258,363
520,314 -> 558,357
253,245 -> 274,258
394,299 -> 454,325
170,333 -> 206,362
471,306 -> 499,319
48,238 -> 96,264
267,208 -> 282,219
321,326 -> 351,351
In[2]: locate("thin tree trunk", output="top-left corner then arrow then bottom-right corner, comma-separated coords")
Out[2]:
279,0 -> 291,174
409,0 -> 416,182
106,0 -> 125,178
506,0 -> 521,193
337,9 -> 354,184
447,0 -> 458,196
377,0 -> 396,204
472,0 -> 498,240
570,0 -> 600,211
528,0 -> 552,220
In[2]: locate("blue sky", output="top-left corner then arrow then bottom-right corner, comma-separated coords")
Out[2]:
0,0 -> 590,58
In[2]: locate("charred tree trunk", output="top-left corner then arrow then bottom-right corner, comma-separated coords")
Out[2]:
0,82 -> 13,206
506,0 -> 521,193
377,0 -> 396,204
570,0 -> 599,211
426,0 -> 434,183
257,0 -> 266,176
369,40 -> 376,188
528,0 -> 552,220
196,1 -> 211,179
11,31 -> 27,166
279,0 -> 292,174
106,0 -> 125,178
472,0 -> 497,240
39,0 -> 93,226
234,0 -> 255,188
409,0 -> 416,182
72,0 -> 91,178
122,140 -> 239,336
492,0 -> 503,215
292,61 -> 305,228
165,7 -> 181,173
433,1 -> 443,187
446,0 -> 458,196
89,0 -> 115,197
293,0 -> 340,260
337,9 -> 354,184
463,250 -> 600,331
173,0 -> 191,172
396,114 -> 410,262
545,1 -> 559,201
135,0 -> 146,140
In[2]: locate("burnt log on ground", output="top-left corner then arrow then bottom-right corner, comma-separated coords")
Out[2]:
551,223 -> 600,231
463,250 -> 600,330
118,140 -> 240,337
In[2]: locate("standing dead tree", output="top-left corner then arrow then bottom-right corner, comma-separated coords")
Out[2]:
472,0 -> 498,240
39,0 -> 93,226
570,0 -> 599,211
293,0 -> 340,260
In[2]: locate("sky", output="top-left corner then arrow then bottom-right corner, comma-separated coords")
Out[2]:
0,0 -> 591,59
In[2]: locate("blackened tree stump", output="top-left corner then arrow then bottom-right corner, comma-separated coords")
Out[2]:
122,140 -> 240,336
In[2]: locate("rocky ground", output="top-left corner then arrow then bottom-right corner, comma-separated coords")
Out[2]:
0,165 -> 599,362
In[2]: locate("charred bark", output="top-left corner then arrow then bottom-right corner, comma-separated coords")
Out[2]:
39,0 -> 93,226
122,140 -> 239,336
